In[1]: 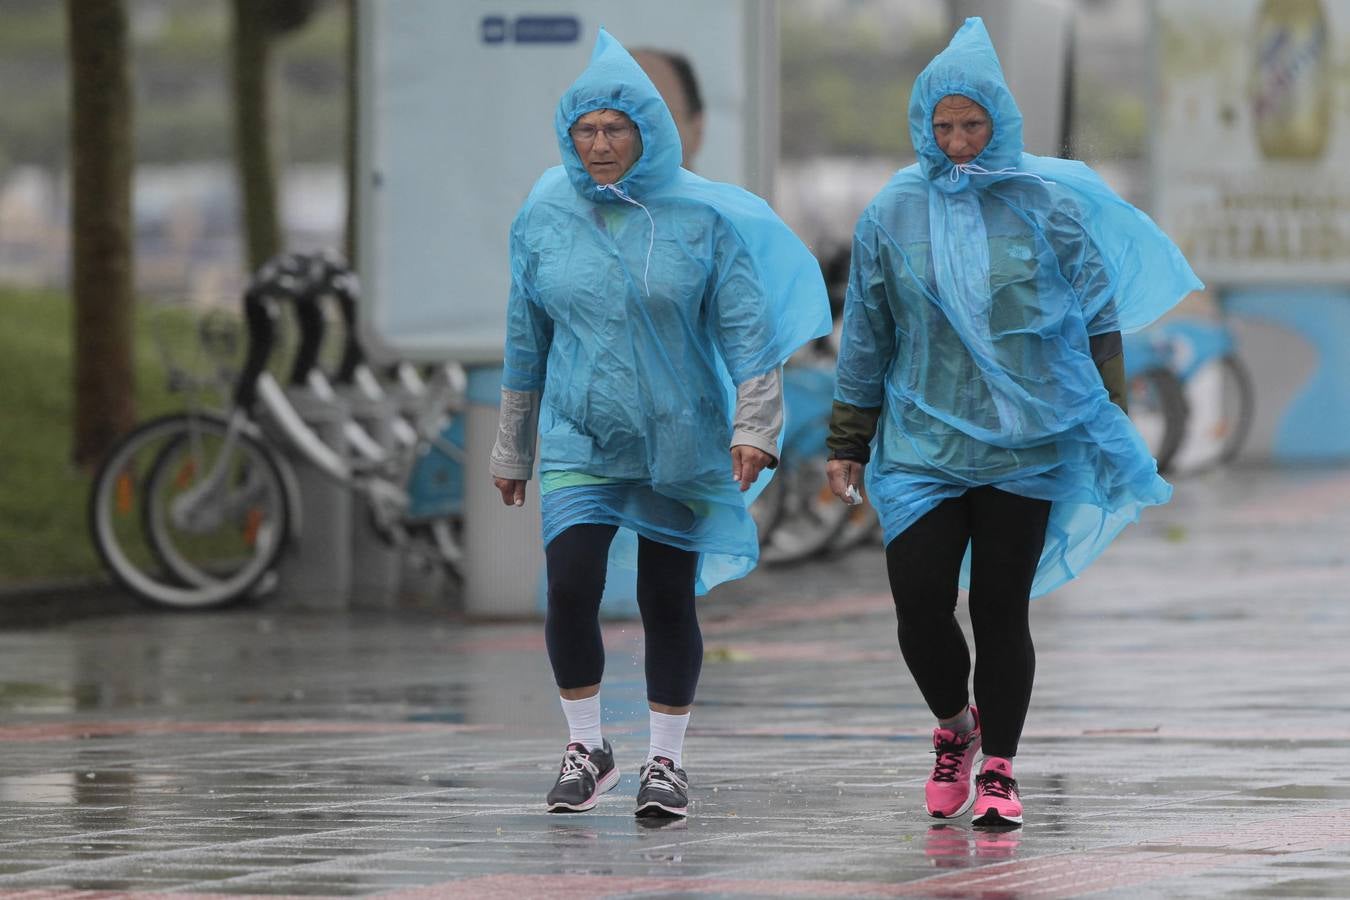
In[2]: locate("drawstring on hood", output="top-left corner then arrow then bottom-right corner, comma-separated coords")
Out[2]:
950,162 -> 1055,186
597,181 -> 656,296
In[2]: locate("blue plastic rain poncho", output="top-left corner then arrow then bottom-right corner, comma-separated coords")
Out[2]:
834,18 -> 1203,596
504,29 -> 831,593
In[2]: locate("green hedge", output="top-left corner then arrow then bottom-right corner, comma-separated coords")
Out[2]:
0,286 -> 210,585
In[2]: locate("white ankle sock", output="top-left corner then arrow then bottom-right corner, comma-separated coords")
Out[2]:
647,710 -> 690,767
560,694 -> 603,751
939,705 -> 975,735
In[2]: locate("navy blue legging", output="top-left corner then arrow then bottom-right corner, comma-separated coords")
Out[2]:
544,523 -> 702,707
884,486 -> 1051,759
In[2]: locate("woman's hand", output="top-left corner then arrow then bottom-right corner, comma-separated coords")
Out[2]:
731,445 -> 775,492
493,477 -> 526,507
826,458 -> 866,505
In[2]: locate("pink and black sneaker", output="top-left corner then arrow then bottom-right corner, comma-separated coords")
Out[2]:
972,756 -> 1023,826
924,706 -> 982,818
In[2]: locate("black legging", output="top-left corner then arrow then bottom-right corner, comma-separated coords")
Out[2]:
544,523 -> 702,707
884,486 -> 1051,759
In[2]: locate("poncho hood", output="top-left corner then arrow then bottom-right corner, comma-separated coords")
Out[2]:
909,17 -> 1025,192
555,27 -> 683,203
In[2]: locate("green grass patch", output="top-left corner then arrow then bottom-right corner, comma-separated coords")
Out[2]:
0,285 -> 231,585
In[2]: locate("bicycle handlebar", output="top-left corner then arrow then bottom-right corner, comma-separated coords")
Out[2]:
233,285 -> 281,411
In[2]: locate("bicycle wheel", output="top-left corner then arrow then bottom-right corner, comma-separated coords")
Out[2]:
1127,367 -> 1188,474
1215,354 -> 1255,464
760,453 -> 852,566
829,497 -> 880,553
89,413 -> 290,609
143,417 -> 291,594
750,468 -> 787,546
404,516 -> 464,582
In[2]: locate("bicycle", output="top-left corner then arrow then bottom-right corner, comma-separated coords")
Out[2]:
88,252 -> 467,609
1123,330 -> 1190,474
1151,318 -> 1254,472
750,244 -> 880,564
756,364 -> 857,566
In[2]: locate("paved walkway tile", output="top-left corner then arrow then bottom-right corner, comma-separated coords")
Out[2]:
1,467 -> 1348,897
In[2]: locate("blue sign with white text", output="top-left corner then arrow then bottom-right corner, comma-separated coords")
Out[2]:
480,15 -> 580,44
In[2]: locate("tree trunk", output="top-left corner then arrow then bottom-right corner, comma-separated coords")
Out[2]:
231,0 -> 282,272
66,0 -> 136,469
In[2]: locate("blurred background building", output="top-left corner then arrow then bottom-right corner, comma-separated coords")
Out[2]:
0,0 -> 1152,306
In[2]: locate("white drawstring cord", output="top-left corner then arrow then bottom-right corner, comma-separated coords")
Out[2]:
949,162 -> 1056,186
598,182 -> 655,296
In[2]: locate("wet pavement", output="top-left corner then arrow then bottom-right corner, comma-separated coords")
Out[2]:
1,466 -> 1349,897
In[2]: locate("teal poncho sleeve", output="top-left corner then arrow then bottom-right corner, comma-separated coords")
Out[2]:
835,18 -> 1202,596
503,28 -> 831,594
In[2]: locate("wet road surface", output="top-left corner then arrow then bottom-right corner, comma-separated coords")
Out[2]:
1,466 -> 1348,897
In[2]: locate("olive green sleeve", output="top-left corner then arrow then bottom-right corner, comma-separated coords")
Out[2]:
1090,331 -> 1127,414
1098,352 -> 1127,413
826,400 -> 882,463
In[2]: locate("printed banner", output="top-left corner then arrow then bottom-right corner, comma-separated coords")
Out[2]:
1153,0 -> 1350,284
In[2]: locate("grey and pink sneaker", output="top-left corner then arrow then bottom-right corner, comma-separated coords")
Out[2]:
924,706 -> 982,818
972,756 -> 1023,826
635,756 -> 688,818
546,739 -> 618,812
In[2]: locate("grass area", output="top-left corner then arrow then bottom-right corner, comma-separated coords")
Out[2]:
0,285 -> 225,586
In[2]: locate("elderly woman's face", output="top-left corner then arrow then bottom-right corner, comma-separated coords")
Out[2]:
932,94 -> 991,165
570,109 -> 642,185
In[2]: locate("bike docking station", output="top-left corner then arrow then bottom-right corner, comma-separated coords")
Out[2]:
266,383 -> 355,611
86,250 -> 478,613
259,267 -> 361,615
337,387 -> 405,610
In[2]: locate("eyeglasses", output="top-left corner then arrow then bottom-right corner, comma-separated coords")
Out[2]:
570,122 -> 635,143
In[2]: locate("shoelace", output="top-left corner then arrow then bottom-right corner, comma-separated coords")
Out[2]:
557,747 -> 600,785
930,733 -> 976,783
641,758 -> 687,792
976,770 -> 1018,800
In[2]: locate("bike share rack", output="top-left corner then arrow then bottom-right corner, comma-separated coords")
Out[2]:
88,250 -> 468,611
274,251 -> 467,610
284,257 -> 402,609
250,254 -> 357,610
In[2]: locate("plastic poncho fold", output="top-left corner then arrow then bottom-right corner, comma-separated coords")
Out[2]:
504,28 -> 831,594
834,17 -> 1203,597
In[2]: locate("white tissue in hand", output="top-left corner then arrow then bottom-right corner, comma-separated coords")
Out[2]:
844,484 -> 862,506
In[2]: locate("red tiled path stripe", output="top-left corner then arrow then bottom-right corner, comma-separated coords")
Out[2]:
702,593 -> 892,635
0,894 -> 315,899
379,807 -> 1350,899
0,894 -> 314,899
455,594 -> 895,654
0,720 -> 500,742
455,593 -> 893,654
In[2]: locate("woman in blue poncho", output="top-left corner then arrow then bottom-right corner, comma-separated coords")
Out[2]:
825,18 -> 1201,827
490,29 -> 830,818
